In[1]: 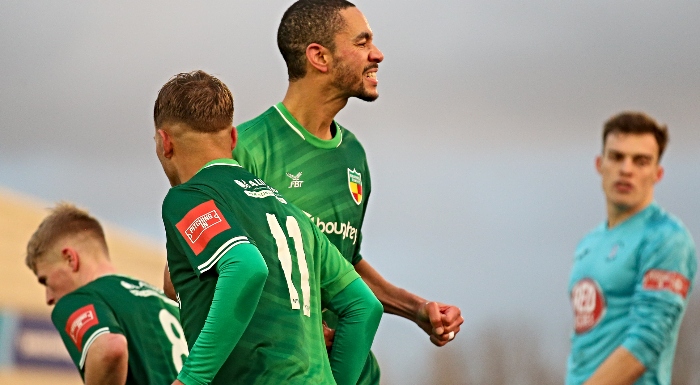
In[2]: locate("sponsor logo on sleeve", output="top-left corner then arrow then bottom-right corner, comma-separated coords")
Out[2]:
347,168 -> 362,205
571,278 -> 606,334
176,200 -> 231,255
643,269 -> 690,298
65,304 -> 99,351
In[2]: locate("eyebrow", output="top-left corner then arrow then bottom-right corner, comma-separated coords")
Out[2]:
633,154 -> 654,161
608,149 -> 654,160
354,31 -> 372,42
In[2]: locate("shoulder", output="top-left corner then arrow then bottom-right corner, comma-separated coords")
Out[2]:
575,222 -> 605,251
51,288 -> 102,324
237,106 -> 279,138
645,205 -> 695,247
638,205 -> 697,271
338,124 -> 365,147
337,124 -> 369,160
163,179 -> 215,209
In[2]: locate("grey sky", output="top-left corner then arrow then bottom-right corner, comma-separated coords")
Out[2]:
1,1 -> 699,382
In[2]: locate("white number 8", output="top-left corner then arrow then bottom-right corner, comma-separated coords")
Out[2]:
159,309 -> 189,372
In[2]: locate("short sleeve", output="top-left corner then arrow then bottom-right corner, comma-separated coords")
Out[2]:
314,224 -> 360,306
51,292 -> 122,371
351,231 -> 364,265
162,186 -> 253,277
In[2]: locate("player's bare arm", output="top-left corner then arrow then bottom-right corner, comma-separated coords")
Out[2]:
84,333 -> 129,385
583,346 -> 645,385
163,264 -> 176,301
353,259 -> 463,346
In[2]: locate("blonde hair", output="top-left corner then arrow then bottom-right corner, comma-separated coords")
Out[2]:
26,202 -> 108,272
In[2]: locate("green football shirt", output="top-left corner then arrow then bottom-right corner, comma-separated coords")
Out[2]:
234,103 -> 371,266
234,103 -> 381,385
51,274 -> 185,385
162,158 -> 360,384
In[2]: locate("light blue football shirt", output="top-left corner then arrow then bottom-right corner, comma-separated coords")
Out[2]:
567,202 -> 697,385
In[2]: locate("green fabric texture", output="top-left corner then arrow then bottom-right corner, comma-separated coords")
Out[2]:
234,105 -> 381,384
164,159 -> 359,384
326,279 -> 383,385
51,275 -> 182,385
177,243 -> 268,385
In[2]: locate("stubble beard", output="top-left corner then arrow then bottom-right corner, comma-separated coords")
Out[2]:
331,60 -> 379,102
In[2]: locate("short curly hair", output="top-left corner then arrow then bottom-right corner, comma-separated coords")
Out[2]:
603,111 -> 669,161
277,0 -> 356,81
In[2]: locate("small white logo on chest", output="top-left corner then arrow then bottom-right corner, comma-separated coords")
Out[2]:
607,243 -> 622,261
286,172 -> 304,188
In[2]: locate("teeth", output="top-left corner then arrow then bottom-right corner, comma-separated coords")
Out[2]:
366,72 -> 376,78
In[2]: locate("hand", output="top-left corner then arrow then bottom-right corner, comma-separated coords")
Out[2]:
416,301 -> 463,347
171,380 -> 185,385
323,321 -> 336,348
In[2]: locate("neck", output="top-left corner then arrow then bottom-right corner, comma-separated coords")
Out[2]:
606,199 -> 653,228
282,78 -> 348,140
80,258 -> 117,285
172,152 -> 230,185
170,131 -> 233,185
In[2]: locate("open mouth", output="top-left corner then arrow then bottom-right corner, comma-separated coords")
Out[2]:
364,70 -> 378,85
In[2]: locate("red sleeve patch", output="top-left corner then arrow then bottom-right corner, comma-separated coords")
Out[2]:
643,269 -> 691,298
65,304 -> 99,351
175,200 -> 231,255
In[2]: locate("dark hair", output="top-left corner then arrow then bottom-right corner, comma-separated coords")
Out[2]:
603,111 -> 669,161
277,0 -> 356,81
154,70 -> 233,133
26,202 -> 108,272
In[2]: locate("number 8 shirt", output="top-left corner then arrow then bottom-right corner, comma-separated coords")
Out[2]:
567,203 -> 697,385
52,275 -> 185,384
162,158 -> 360,384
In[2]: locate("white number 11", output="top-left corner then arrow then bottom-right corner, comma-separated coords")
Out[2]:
266,214 -> 311,317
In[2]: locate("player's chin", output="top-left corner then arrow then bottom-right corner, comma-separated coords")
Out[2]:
355,90 -> 379,102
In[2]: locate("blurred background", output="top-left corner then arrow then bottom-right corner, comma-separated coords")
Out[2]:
1,1 -> 699,384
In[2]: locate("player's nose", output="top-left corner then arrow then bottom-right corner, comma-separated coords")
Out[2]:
370,44 -> 384,63
619,158 -> 634,174
46,289 -> 55,306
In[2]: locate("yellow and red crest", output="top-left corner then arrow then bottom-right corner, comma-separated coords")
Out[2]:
347,168 -> 362,205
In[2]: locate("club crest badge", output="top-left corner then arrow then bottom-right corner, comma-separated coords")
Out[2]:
348,168 -> 362,205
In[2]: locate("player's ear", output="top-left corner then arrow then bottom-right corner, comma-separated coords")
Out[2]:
157,129 -> 174,159
62,247 -> 80,272
595,155 -> 602,174
306,43 -> 330,74
230,126 -> 238,152
655,164 -> 664,184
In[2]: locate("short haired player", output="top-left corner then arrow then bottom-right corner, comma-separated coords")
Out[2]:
567,112 -> 697,385
154,70 -> 383,385
26,203 -> 186,385
233,1 -> 464,383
